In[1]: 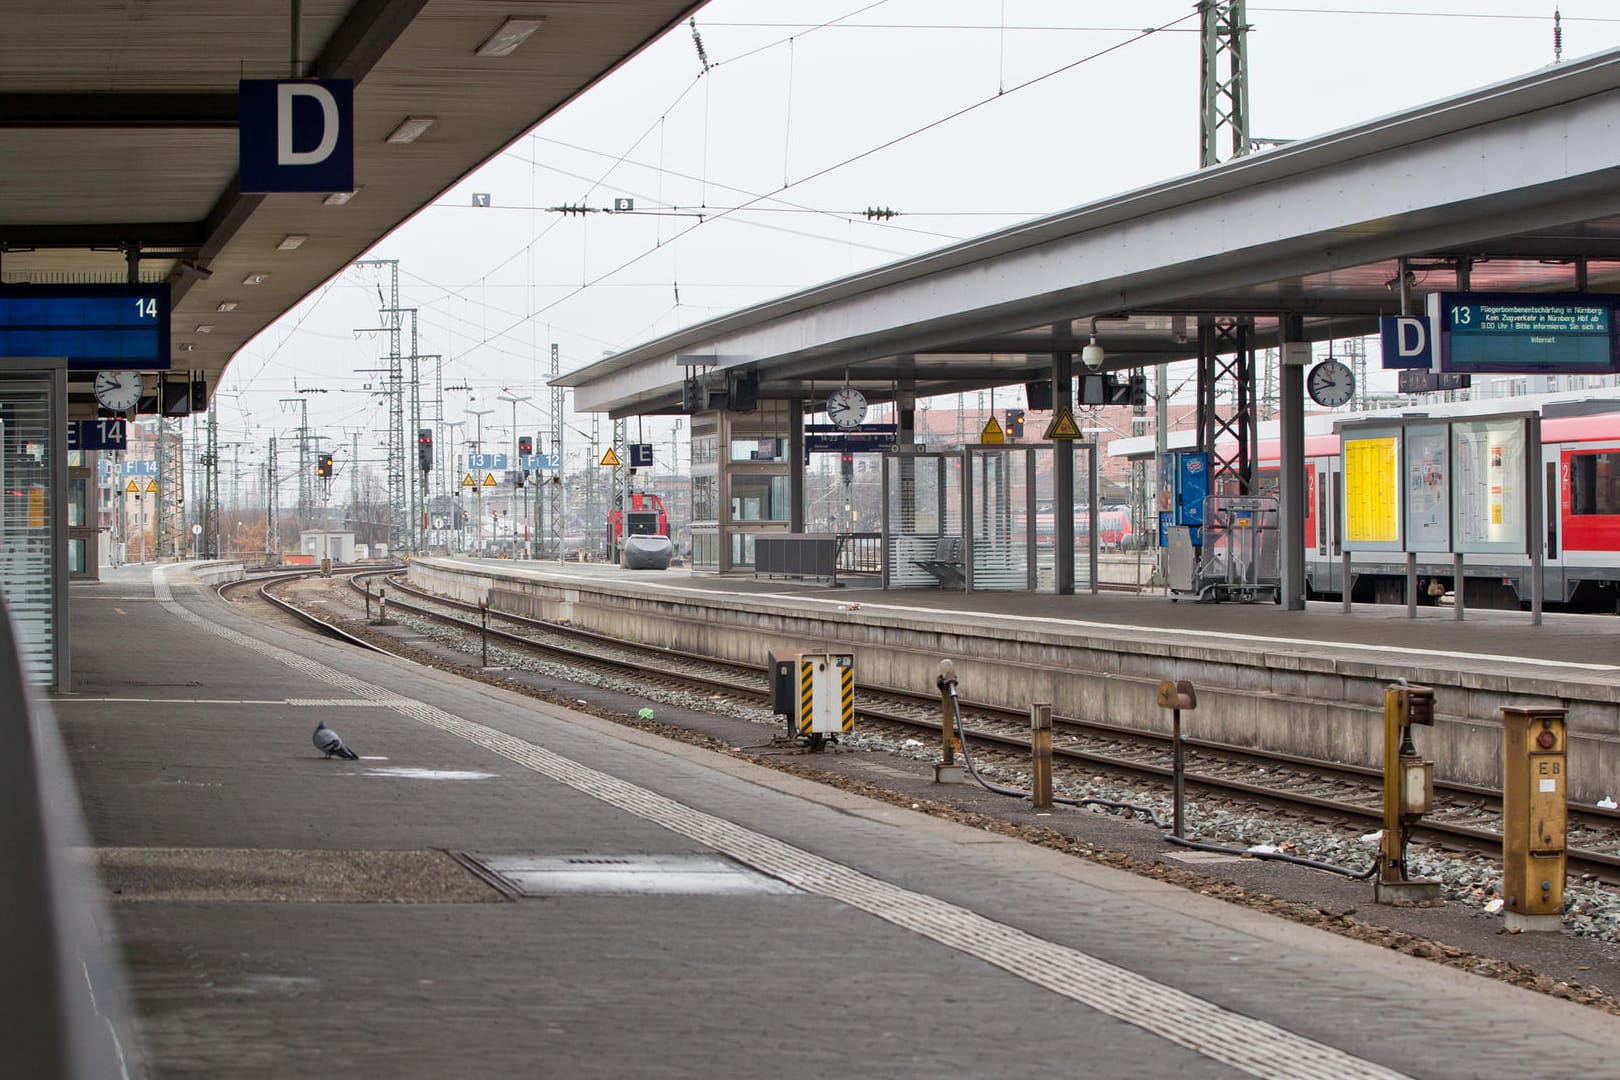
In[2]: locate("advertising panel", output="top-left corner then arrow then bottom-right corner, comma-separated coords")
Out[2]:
1450,416 -> 1529,554
1402,422 -> 1451,553
1340,425 -> 1403,551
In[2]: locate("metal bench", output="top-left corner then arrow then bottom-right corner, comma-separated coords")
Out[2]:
911,536 -> 965,588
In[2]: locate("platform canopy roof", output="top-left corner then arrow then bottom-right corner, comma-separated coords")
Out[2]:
559,47 -> 1620,418
0,0 -> 705,396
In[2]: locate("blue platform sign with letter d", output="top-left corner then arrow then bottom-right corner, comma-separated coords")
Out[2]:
1379,316 -> 1434,370
239,79 -> 353,193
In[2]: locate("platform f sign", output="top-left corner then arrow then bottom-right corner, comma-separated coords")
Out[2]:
239,79 -> 354,193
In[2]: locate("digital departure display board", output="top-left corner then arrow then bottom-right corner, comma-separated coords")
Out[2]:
1432,291 -> 1620,375
0,284 -> 170,371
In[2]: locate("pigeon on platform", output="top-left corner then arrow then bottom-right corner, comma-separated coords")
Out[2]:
313,719 -> 359,760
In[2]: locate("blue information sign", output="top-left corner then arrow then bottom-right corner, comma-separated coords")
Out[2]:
468,453 -> 509,471
1434,292 -> 1620,374
520,453 -> 556,471
68,419 -> 127,452
629,443 -> 654,468
0,284 -> 170,371
239,79 -> 354,194
122,459 -> 159,477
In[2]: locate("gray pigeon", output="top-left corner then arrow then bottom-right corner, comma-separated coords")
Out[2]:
313,719 -> 359,760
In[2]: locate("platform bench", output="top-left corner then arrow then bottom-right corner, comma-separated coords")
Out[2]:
911,536 -> 965,588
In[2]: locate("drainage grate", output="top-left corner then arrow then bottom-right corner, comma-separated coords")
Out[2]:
467,853 -> 801,897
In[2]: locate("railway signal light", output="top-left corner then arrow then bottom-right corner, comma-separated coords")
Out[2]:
316,452 -> 333,478
418,428 -> 433,472
840,451 -> 854,480
1004,409 -> 1025,440
518,434 -> 533,458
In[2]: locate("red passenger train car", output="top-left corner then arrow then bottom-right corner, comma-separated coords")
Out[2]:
1245,401 -> 1620,610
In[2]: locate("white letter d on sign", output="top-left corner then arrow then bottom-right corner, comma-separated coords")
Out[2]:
1396,317 -> 1428,358
277,84 -> 339,167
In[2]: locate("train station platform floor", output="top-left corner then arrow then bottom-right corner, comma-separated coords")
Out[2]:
55,563 -> 1620,1078
424,555 -> 1620,679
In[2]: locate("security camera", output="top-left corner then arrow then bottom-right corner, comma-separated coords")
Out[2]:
1081,337 -> 1104,370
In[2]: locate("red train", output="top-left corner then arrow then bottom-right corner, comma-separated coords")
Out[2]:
1248,400 -> 1620,610
608,492 -> 669,547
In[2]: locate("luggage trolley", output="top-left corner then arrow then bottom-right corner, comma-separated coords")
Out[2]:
1171,494 -> 1281,604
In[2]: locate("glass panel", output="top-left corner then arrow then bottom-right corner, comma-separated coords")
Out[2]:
691,475 -> 718,522
730,530 -> 758,568
68,537 -> 85,574
729,437 -> 784,463
0,372 -> 57,682
1570,452 -> 1620,516
68,477 -> 86,527
970,449 -> 1030,590
729,474 -> 789,522
690,526 -> 719,572
885,454 -> 962,587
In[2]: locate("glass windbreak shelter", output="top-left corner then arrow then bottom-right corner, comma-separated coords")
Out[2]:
882,442 -> 1100,592
0,361 -> 68,686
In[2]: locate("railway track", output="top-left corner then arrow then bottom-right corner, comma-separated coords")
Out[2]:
237,566 -> 1620,885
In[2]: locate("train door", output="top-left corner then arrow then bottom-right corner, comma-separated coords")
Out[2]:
1304,455 -> 1339,595
1543,440 -> 1564,602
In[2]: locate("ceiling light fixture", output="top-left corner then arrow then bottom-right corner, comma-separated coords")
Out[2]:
216,300 -> 238,312
178,343 -> 196,352
386,116 -> 436,144
475,17 -> 545,57
323,187 -> 362,206
277,234 -> 308,250
242,272 -> 269,286
195,324 -> 214,334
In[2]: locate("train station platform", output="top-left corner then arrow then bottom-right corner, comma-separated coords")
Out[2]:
407,556 -> 1620,805
48,562 -> 1620,1077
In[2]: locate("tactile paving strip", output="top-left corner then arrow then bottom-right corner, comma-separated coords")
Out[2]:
155,569 -> 1409,1080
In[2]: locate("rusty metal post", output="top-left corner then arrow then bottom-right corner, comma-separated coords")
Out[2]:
1376,682 -> 1442,903
364,581 -> 372,620
934,660 -> 965,784
1030,703 -> 1053,809
1501,705 -> 1568,931
378,588 -> 387,625
1156,679 -> 1198,838
480,600 -> 489,667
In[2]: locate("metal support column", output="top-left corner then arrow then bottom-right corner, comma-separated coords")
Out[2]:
788,399 -> 805,532
1199,0 -> 1251,168
1195,316 -> 1258,494
1279,315 -> 1306,609
1052,330 -> 1075,595
549,343 -> 565,561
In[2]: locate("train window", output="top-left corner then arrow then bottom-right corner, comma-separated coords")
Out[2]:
1568,452 -> 1620,516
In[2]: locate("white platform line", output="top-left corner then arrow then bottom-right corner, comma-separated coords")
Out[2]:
151,567 -> 1408,1080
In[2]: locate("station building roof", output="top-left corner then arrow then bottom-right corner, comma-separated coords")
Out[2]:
557,47 -> 1620,418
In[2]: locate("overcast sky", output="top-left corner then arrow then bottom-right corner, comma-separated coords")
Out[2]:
219,1 -> 1620,474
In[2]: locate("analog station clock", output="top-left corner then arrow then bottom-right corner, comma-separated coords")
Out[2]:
1307,359 -> 1355,408
92,370 -> 143,413
826,386 -> 867,430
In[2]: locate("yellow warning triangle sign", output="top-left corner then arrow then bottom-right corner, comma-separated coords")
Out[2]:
1044,405 -> 1083,441
482,473 -> 498,487
124,479 -> 140,493
461,472 -> 476,487
600,447 -> 622,467
979,415 -> 1005,444
145,479 -> 159,493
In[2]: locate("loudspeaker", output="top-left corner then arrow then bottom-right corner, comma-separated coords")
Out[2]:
162,379 -> 191,417
1024,380 -> 1053,410
727,368 -> 758,412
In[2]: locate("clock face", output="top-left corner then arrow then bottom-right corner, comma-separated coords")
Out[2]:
827,387 -> 867,430
92,370 -> 144,413
1307,360 -> 1355,408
